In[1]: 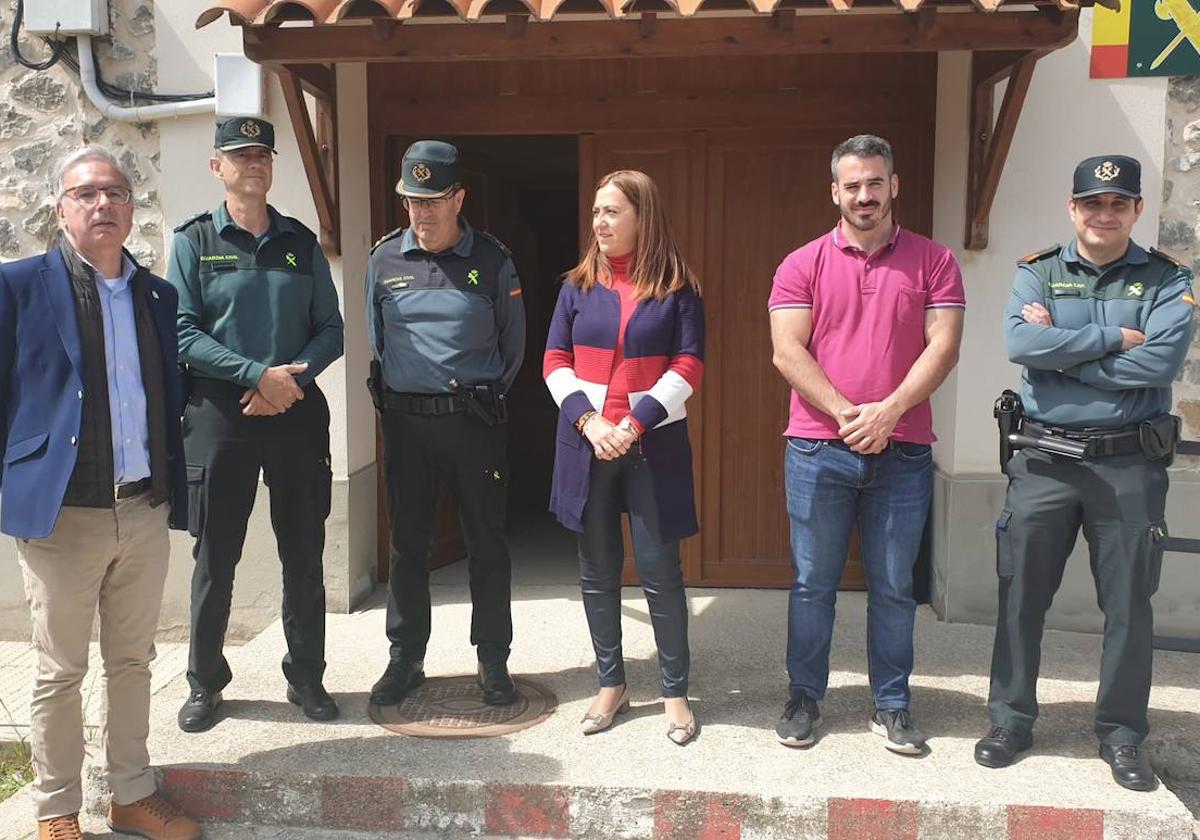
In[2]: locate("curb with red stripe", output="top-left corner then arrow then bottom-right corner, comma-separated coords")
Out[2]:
157,768 -> 1191,839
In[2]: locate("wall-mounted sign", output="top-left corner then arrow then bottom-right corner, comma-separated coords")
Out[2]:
1092,0 -> 1200,78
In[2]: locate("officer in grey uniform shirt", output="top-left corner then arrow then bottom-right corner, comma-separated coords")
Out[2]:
975,155 -> 1196,791
366,140 -> 526,708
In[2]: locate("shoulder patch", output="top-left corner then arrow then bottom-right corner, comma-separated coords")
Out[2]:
1148,246 -> 1186,269
173,211 -> 212,234
476,230 -> 512,258
371,227 -> 404,254
1017,244 -> 1061,265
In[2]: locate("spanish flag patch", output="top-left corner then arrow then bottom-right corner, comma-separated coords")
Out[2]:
1183,293 -> 1196,307
509,287 -> 523,297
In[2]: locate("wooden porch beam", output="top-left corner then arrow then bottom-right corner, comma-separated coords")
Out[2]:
278,68 -> 341,254
971,49 -> 1027,87
243,9 -> 1077,63
965,50 -> 1043,250
285,61 -> 336,100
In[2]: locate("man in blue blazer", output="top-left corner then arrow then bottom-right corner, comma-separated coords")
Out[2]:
0,146 -> 199,840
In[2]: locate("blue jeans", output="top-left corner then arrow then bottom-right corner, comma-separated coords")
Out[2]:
784,438 -> 932,709
578,450 -> 690,698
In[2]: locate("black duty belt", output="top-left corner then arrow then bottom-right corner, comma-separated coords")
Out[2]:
115,477 -> 152,499
1023,420 -> 1144,458
383,391 -> 467,416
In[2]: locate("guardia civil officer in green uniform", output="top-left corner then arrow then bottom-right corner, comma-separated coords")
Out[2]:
366,141 -> 525,707
976,155 -> 1196,790
168,117 -> 345,732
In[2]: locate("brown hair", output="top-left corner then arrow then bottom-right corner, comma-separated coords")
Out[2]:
566,169 -> 700,300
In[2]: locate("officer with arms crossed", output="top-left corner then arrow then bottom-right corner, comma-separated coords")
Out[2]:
366,140 -> 526,707
169,117 -> 345,732
977,155 -> 1195,791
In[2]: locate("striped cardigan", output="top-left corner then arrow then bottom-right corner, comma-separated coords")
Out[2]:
543,279 -> 705,541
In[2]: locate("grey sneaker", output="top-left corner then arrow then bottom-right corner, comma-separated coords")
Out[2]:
870,708 -> 926,754
775,693 -> 821,747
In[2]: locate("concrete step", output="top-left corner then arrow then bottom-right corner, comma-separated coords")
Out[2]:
1,581 -> 1197,839
144,584 -> 1200,839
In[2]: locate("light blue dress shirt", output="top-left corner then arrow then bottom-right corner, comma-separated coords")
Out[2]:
88,255 -> 151,484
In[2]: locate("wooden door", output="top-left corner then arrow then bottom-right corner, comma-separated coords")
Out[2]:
696,124 -> 932,588
581,128 -> 874,589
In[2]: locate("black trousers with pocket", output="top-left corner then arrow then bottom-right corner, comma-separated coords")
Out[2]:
381,407 -> 512,665
184,381 -> 332,694
987,447 -> 1168,746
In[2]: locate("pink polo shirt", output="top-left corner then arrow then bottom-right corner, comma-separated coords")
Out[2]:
768,223 -> 965,444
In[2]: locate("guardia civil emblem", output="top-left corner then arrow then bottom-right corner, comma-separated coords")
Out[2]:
1127,281 -> 1145,297
240,120 -> 261,138
412,163 -> 432,183
1095,160 -> 1121,182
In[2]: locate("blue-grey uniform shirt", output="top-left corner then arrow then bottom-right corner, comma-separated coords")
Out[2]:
366,218 -> 525,394
1004,238 -> 1196,428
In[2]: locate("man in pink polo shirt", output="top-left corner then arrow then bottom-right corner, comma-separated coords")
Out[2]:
768,134 -> 965,754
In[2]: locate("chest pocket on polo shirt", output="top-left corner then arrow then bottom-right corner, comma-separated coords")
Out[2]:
894,286 -> 926,326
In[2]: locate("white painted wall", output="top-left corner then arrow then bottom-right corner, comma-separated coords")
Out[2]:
154,1 -> 351,479
929,12 -> 1200,636
932,9 -> 1169,475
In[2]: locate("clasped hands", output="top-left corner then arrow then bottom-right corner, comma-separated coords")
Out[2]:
240,362 -> 309,416
581,413 -> 638,461
836,399 -> 901,456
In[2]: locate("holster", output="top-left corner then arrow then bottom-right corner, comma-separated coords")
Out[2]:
367,359 -> 384,414
994,389 -> 1024,470
1140,414 -> 1181,465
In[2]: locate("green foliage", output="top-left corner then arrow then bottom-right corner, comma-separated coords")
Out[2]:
0,741 -> 33,803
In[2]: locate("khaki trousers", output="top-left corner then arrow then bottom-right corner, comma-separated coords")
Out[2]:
16,494 -> 169,819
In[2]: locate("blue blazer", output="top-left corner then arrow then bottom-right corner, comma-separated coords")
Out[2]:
0,248 -> 187,539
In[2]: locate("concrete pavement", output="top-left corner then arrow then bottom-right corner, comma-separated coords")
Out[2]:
0,578 -> 1197,838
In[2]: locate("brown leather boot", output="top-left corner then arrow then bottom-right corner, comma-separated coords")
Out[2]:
107,792 -> 201,840
37,814 -> 83,840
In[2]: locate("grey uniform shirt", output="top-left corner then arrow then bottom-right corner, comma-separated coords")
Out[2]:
1004,238 -> 1196,428
366,218 -> 525,394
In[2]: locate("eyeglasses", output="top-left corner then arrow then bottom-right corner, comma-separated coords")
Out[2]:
402,191 -> 458,211
62,186 -> 134,207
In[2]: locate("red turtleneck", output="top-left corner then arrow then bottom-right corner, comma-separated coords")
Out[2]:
600,253 -> 642,430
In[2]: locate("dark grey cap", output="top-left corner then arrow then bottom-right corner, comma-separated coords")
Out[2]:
215,116 -> 275,152
396,140 -> 460,199
1072,155 -> 1141,199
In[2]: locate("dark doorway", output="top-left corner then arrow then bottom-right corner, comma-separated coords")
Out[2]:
446,135 -> 579,525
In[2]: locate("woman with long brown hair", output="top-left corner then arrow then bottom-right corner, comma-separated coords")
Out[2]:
543,170 -> 705,745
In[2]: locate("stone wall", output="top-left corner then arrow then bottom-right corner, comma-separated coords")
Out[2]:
0,1 -> 164,271
1161,78 -> 1200,448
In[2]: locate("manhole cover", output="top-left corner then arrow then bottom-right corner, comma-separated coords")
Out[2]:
369,675 -> 557,739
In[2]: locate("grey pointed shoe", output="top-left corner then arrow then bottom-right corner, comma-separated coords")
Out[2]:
580,686 -> 630,735
666,701 -> 698,746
